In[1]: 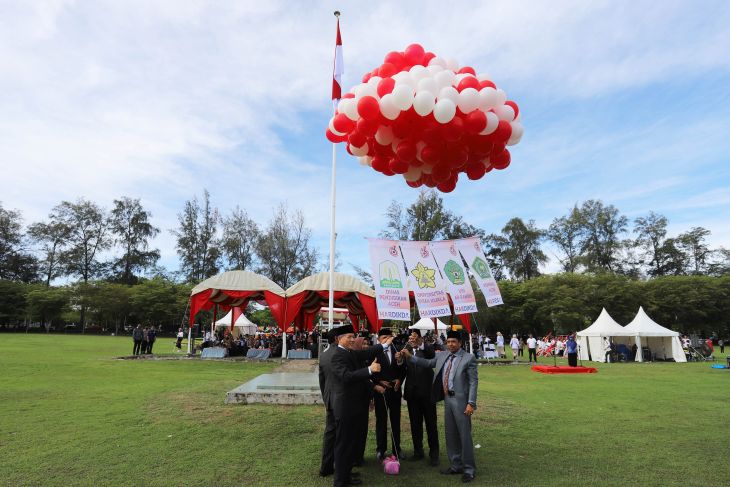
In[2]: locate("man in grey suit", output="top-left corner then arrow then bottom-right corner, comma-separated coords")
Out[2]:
398,330 -> 478,483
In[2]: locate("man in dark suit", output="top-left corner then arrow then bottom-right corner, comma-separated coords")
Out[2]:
318,331 -> 336,477
371,328 -> 407,460
329,325 -> 392,487
399,330 -> 478,483
403,329 -> 439,465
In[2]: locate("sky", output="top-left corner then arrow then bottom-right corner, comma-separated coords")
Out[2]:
1,0 -> 729,279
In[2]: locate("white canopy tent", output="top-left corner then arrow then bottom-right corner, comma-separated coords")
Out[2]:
410,317 -> 450,331
623,307 -> 686,362
214,310 -> 258,335
576,308 -> 631,362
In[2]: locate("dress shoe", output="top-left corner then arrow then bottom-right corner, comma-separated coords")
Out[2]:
441,467 -> 463,475
429,456 -> 440,467
461,473 -> 475,483
395,450 -> 406,460
375,451 -> 385,461
318,469 -> 334,477
348,477 -> 363,486
410,451 -> 424,461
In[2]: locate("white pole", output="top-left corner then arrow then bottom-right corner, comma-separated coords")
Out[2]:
469,333 -> 473,355
282,327 -> 287,359
187,326 -> 192,355
328,134 -> 337,331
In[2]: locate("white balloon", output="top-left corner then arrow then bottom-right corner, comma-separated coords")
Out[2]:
416,76 -> 438,95
476,72 -> 492,82
457,88 -> 480,113
337,99 -> 347,113
480,112 -> 499,135
375,125 -> 394,145
367,75 -> 382,87
413,90 -> 436,116
328,117 -> 344,136
350,142 -> 369,157
478,87 -> 499,111
495,104 -> 515,122
433,99 -> 456,124
437,86 -> 459,103
507,122 -> 524,146
392,71 -> 413,86
482,158 -> 492,170
428,56 -> 447,68
445,58 -> 459,71
404,166 -> 423,181
392,84 -> 414,111
342,98 -> 359,121
390,137 -> 403,152
379,93 -> 400,120
495,88 -> 507,106
426,64 -> 444,75
434,70 -> 455,88
359,156 -> 373,166
409,64 -> 428,83
352,83 -> 369,98
421,164 -> 433,174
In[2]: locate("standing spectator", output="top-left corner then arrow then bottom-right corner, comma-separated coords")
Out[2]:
141,326 -> 150,355
566,334 -> 578,367
527,334 -> 537,363
518,336 -> 525,356
132,324 -> 143,355
148,326 -> 157,354
719,338 -> 725,354
496,332 -> 505,358
509,334 -> 520,361
175,328 -> 184,352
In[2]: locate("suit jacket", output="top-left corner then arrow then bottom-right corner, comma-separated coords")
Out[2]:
372,345 -> 406,385
329,344 -> 383,419
318,344 -> 336,410
410,348 -> 478,408
403,344 -> 435,401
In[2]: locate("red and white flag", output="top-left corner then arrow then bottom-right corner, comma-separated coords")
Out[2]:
332,17 -> 343,108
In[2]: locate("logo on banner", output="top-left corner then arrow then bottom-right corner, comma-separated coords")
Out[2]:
449,244 -> 458,256
419,245 -> 430,258
389,245 -> 399,257
444,260 -> 465,285
471,256 -> 493,279
379,261 -> 403,289
411,262 -> 437,289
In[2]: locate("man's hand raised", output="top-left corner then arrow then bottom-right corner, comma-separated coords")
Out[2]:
382,335 -> 395,347
400,348 -> 412,360
370,357 -> 381,373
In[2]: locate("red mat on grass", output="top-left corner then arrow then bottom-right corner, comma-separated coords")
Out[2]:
531,365 -> 597,374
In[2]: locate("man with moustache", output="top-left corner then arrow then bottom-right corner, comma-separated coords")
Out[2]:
403,329 -> 440,465
371,328 -> 407,461
329,325 -> 393,487
398,330 -> 478,483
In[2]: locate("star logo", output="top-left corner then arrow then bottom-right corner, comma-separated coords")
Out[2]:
411,262 -> 437,289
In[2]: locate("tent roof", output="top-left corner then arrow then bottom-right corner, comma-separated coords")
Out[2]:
577,308 -> 629,336
624,306 -> 679,336
214,310 -> 256,327
191,270 -> 285,297
410,317 -> 449,330
285,272 -> 375,297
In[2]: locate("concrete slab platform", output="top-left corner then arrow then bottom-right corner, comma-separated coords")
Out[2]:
225,372 -> 323,405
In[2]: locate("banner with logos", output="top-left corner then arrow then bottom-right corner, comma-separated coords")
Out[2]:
367,238 -> 411,321
455,237 -> 504,307
429,240 -> 478,314
400,240 -> 452,318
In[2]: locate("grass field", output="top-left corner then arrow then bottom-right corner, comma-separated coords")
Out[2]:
0,335 -> 728,487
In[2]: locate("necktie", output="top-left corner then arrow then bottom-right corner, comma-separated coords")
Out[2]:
442,354 -> 455,395
383,346 -> 391,363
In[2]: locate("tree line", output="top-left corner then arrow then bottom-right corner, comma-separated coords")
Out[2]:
1,190 -> 728,335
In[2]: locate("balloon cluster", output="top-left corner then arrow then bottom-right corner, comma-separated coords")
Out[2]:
326,44 -> 523,193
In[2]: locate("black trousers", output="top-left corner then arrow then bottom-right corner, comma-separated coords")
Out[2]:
407,395 -> 439,457
141,341 -> 149,354
528,348 -> 537,362
320,408 -> 336,474
568,352 -> 578,367
148,340 -> 155,354
374,389 -> 401,454
355,407 -> 369,464
133,339 -> 142,355
334,412 -> 362,487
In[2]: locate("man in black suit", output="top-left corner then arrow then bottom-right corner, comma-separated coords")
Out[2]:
371,328 -> 407,461
403,329 -> 440,465
329,325 -> 392,487
318,331 -> 336,477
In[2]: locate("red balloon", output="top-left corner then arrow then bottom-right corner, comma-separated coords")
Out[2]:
466,163 -> 486,180
383,51 -> 405,70
464,111 -> 487,134
342,93 -> 355,99
505,100 -> 519,118
356,118 -> 378,136
404,43 -> 426,65
493,120 -> 512,143
422,174 -> 436,188
371,156 -> 388,172
469,135 -> 493,156
431,163 -> 451,183
437,179 -> 456,193
493,149 -> 511,170
422,51 -> 436,65
396,140 -> 416,162
362,73 -> 372,83
392,116 -> 415,139
458,66 -> 476,76
420,145 -> 440,165
326,129 -> 346,143
441,116 -> 464,142
373,141 -> 394,157
333,113 -> 356,134
389,158 -> 409,174
406,179 -> 423,188
456,76 -> 479,92
377,77 -> 396,97
348,131 -> 367,149
378,62 -> 397,78
410,159 -> 424,167
478,80 -> 496,90
382,166 -> 396,176
357,96 -> 380,121
448,146 -> 469,168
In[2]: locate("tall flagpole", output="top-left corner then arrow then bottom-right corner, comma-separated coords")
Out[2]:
328,11 -> 342,331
